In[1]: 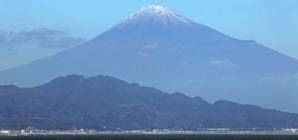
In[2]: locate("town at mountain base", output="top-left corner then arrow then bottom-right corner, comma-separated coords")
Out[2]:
0,74 -> 298,130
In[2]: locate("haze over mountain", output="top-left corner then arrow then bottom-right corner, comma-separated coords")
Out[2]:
1,74 -> 298,130
0,5 -> 298,112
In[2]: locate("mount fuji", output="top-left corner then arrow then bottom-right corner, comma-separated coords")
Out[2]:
1,5 -> 298,112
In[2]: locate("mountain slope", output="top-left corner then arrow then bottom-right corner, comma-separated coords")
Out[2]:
0,5 -> 298,112
0,74 -> 298,130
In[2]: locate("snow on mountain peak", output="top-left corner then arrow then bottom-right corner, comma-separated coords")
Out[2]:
112,5 -> 199,29
138,5 -> 175,15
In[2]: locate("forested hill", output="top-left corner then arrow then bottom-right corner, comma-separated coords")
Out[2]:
0,74 -> 297,130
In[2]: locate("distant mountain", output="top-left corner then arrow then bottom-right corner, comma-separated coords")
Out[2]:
0,74 -> 298,130
0,5 -> 298,112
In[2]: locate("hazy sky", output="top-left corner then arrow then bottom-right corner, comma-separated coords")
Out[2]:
1,0 -> 298,71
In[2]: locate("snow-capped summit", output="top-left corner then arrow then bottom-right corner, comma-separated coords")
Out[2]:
112,5 -> 199,29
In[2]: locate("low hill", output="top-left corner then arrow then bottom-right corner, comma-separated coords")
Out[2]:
0,74 -> 298,130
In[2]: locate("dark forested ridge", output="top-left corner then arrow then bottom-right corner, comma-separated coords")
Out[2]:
0,74 -> 298,130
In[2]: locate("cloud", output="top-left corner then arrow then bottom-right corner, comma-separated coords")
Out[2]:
259,73 -> 298,87
209,59 -> 235,67
0,28 -> 87,71
136,51 -> 148,56
0,28 -> 86,50
5,48 -> 15,52
142,43 -> 159,49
